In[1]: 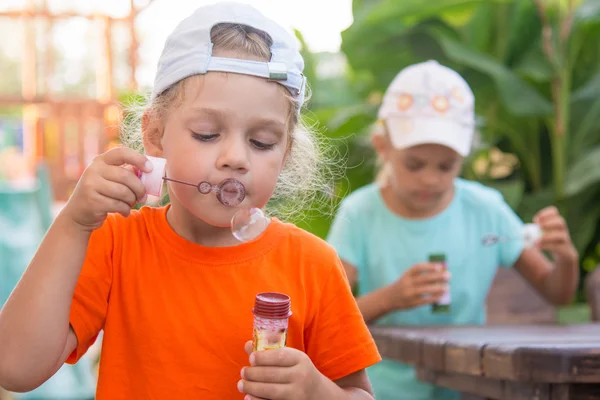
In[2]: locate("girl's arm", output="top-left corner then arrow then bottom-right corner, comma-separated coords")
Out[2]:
514,206 -> 579,305
514,247 -> 579,306
0,215 -> 87,391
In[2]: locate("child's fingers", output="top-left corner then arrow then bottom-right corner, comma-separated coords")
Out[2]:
96,179 -> 138,207
410,262 -> 444,276
538,215 -> 568,232
250,347 -> 298,367
237,380 -> 287,399
242,395 -> 268,400
533,206 -> 559,224
412,271 -> 450,286
102,165 -> 147,202
413,283 -> 449,299
412,290 -> 446,308
102,146 -> 152,172
538,231 -> 570,249
244,340 -> 253,356
242,366 -> 293,384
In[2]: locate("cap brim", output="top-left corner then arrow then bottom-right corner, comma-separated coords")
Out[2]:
385,117 -> 472,157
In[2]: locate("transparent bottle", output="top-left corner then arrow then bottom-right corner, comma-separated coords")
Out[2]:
252,292 -> 292,352
430,253 -> 450,313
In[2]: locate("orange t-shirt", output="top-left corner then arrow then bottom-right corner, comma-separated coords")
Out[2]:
67,205 -> 381,399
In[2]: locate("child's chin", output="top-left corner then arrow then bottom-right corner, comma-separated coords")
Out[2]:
194,209 -> 235,229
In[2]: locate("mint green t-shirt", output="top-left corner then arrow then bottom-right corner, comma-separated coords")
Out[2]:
326,179 -> 524,400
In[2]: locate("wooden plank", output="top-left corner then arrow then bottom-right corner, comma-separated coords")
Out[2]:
369,326 -> 425,365
445,331 -> 600,376
551,383 -> 600,400
421,336 -> 447,370
483,342 -> 600,383
416,368 -> 552,400
373,325 -> 600,384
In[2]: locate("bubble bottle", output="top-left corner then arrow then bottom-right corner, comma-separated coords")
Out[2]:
251,292 -> 292,352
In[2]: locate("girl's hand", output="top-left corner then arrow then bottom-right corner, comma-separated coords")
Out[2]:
61,147 -> 152,232
238,341 -> 324,400
384,262 -> 450,311
533,206 -> 578,264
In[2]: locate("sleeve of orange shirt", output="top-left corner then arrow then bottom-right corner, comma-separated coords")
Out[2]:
304,253 -> 381,381
65,214 -> 116,364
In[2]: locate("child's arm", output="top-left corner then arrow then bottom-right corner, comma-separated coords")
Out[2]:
513,206 -> 579,305
0,147 -> 150,392
0,216 -> 89,391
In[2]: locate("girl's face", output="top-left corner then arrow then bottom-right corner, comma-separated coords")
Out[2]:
149,72 -> 289,228
382,140 -> 463,215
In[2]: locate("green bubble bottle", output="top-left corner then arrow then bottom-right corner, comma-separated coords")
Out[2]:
430,253 -> 450,313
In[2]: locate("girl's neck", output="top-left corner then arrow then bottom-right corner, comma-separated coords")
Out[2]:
166,201 -> 241,247
380,182 -> 455,220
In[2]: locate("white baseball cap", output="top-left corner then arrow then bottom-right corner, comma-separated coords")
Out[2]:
377,60 -> 475,156
151,2 -> 306,113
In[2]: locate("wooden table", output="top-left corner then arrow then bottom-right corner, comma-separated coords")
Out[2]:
370,324 -> 600,400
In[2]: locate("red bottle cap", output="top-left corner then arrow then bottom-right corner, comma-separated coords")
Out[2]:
253,292 -> 292,319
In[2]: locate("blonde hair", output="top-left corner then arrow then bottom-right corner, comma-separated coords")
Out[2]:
371,121 -> 392,186
120,23 -> 339,222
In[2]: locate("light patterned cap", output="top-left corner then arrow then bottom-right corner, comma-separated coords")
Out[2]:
377,60 -> 475,156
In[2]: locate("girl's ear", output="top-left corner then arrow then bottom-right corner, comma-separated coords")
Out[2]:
371,131 -> 391,162
142,111 -> 164,157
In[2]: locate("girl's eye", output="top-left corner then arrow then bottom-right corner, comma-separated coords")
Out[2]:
440,164 -> 454,172
250,139 -> 275,150
192,133 -> 218,142
405,163 -> 423,172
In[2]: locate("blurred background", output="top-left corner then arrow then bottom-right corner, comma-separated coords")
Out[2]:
1,0 -> 600,397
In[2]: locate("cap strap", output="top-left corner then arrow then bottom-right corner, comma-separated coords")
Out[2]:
207,56 -> 303,96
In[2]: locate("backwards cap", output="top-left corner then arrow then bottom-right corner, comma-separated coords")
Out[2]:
377,60 -> 475,156
151,2 -> 306,112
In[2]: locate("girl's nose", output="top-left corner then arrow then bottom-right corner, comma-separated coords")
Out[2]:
216,136 -> 250,173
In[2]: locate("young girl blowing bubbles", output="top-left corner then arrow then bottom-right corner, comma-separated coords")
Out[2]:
327,60 -> 579,400
0,3 -> 381,399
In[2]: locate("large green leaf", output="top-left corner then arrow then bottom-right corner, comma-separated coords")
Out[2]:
356,0 -> 493,25
518,188 -> 555,224
325,104 -> 378,138
463,2 -> 495,52
571,71 -> 600,102
564,184 -> 600,255
430,30 -> 553,116
570,95 -> 600,160
565,145 -> 600,196
513,45 -> 554,83
569,204 -> 600,255
342,21 -> 457,91
341,0 -> 507,72
504,0 -> 542,65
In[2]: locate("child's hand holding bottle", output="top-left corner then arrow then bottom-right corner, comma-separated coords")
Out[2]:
61,147 -> 152,232
239,341 -> 363,399
383,262 -> 450,311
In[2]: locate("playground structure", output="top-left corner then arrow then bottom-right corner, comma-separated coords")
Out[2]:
0,0 -> 153,200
